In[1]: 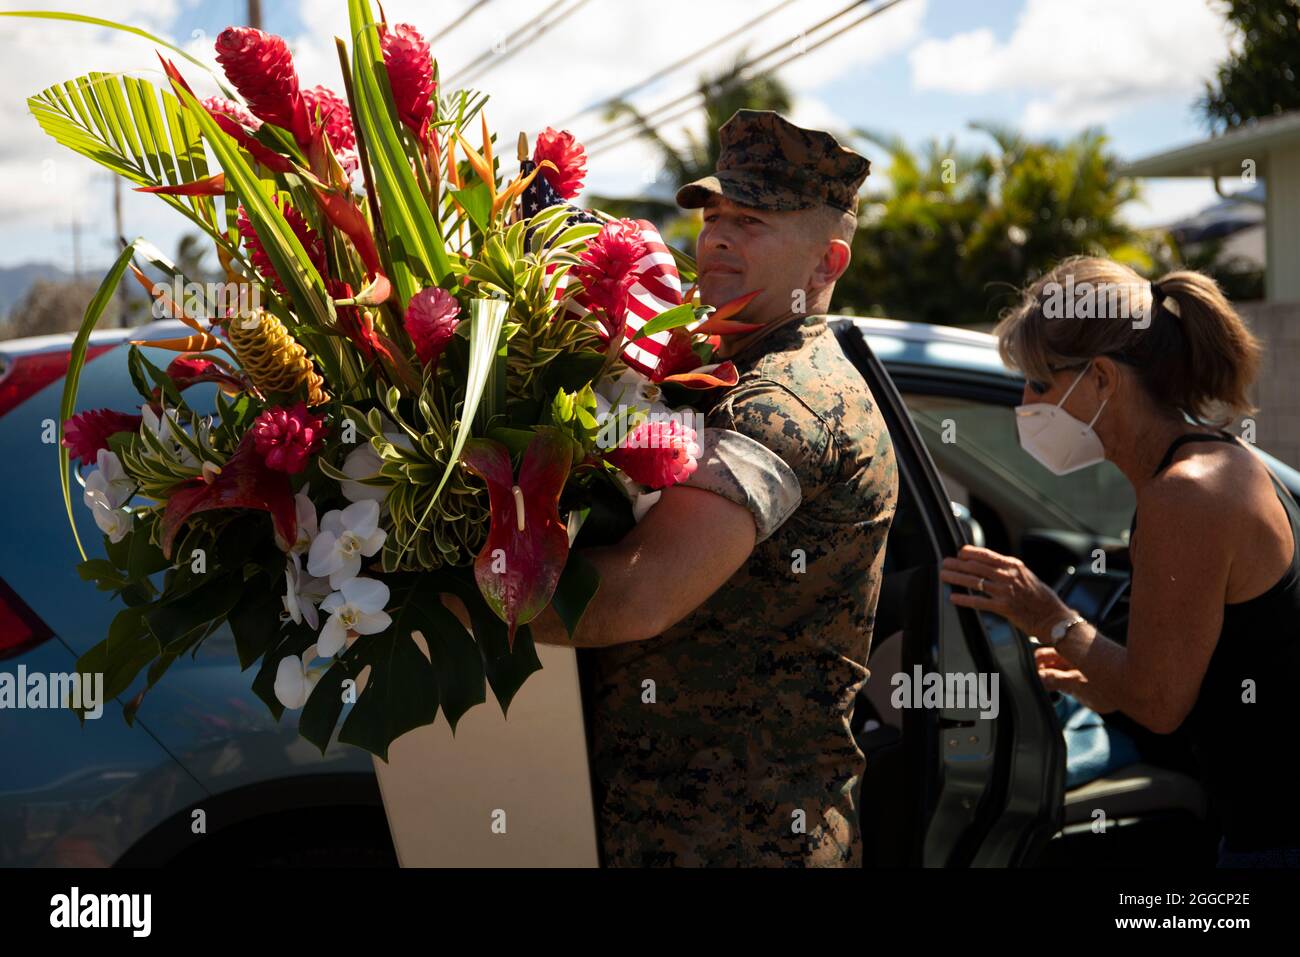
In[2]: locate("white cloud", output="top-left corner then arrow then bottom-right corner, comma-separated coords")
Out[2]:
910,0 -> 1234,133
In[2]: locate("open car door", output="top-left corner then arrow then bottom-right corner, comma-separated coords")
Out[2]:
833,319 -> 1065,867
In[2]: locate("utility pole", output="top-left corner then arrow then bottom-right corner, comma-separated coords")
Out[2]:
248,0 -> 262,30
71,219 -> 81,280
113,176 -> 130,327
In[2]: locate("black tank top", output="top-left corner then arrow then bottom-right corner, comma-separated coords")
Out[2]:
1129,432 -> 1300,850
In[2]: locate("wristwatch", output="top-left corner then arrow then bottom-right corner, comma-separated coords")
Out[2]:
1043,614 -> 1087,646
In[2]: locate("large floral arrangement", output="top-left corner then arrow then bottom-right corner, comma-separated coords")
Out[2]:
17,3 -> 757,759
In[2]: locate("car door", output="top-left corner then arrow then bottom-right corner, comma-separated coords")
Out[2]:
832,319 -> 1064,867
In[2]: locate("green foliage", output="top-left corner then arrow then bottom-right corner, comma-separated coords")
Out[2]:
1199,0 -> 1300,131
836,125 -> 1149,327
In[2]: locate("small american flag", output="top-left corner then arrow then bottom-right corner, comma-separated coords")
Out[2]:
520,159 -> 685,378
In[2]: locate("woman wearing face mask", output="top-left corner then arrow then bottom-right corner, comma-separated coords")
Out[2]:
939,256 -> 1300,867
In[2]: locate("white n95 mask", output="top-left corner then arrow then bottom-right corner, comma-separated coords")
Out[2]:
1015,362 -> 1109,476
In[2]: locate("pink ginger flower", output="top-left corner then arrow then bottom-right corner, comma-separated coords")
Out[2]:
604,419 -> 701,489
404,287 -> 461,370
251,402 -> 327,475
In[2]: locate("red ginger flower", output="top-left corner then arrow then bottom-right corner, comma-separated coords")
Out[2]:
201,96 -> 262,131
533,128 -> 587,200
404,288 -> 461,370
302,85 -> 355,152
251,402 -> 326,474
62,408 -> 143,467
380,23 -> 435,143
605,419 -> 701,489
237,199 -> 326,294
574,219 -> 647,340
215,27 -> 312,146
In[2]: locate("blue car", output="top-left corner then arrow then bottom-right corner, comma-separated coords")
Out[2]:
2,316 -> 1295,867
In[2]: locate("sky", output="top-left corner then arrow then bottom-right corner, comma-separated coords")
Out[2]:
0,0 -> 1250,273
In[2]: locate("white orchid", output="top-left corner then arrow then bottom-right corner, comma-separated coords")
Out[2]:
290,487 -> 319,555
274,647 -> 324,710
84,449 -> 133,508
317,577 -> 392,657
307,499 -> 387,588
339,431 -> 412,503
83,488 -> 131,543
283,555 -> 330,630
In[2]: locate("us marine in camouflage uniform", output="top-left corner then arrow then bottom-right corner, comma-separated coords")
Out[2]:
527,110 -> 898,867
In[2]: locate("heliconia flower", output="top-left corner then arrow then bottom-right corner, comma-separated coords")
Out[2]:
604,419 -> 701,489
200,95 -> 263,132
237,199 -> 326,295
302,85 -> 355,153
403,287 -> 461,370
274,650 -> 322,710
573,219 -> 647,341
532,128 -> 587,200
317,576 -> 392,657
251,402 -> 326,475
214,27 -> 312,146
308,499 -> 388,589
379,22 -> 435,143
62,408 -> 143,467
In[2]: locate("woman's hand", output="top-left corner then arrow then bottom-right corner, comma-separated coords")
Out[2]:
939,544 -> 1072,639
1035,647 -> 1116,713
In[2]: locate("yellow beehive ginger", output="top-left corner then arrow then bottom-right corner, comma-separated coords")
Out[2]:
225,310 -> 329,406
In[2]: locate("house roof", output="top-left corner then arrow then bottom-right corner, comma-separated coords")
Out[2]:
1122,110 -> 1300,178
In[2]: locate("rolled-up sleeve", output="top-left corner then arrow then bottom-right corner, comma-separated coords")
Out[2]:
681,379 -> 836,542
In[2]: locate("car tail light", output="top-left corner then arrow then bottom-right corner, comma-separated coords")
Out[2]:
0,343 -> 117,419
0,576 -> 54,660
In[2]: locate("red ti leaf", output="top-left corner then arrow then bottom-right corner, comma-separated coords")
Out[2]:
160,435 -> 296,559
460,429 -> 572,647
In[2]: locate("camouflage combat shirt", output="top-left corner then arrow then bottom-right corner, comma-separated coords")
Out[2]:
585,314 -> 899,867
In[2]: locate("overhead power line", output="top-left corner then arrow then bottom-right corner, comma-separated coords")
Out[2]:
555,0 -> 801,128
456,0 -> 596,87
443,0 -> 581,87
430,0 -> 498,45
587,0 -> 907,156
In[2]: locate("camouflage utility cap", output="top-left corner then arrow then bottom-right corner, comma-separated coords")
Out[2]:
676,109 -> 870,213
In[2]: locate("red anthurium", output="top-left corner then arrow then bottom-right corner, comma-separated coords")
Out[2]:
160,434 -> 296,559
460,429 -> 572,647
658,360 -> 739,390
